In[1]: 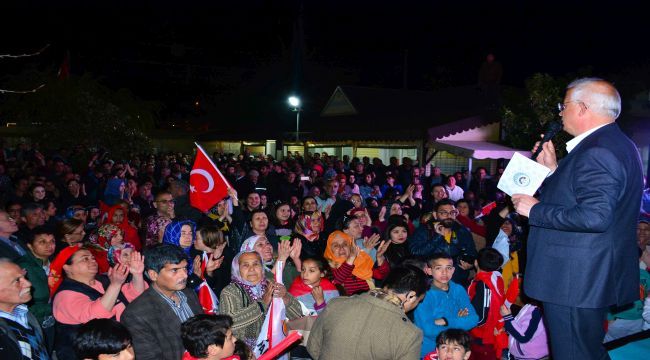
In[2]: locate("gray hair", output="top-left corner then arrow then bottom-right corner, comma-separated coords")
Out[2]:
567,77 -> 621,119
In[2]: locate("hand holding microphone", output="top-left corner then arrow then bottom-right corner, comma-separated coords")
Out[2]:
531,121 -> 562,172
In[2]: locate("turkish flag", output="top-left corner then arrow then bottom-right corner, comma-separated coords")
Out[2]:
190,143 -> 231,212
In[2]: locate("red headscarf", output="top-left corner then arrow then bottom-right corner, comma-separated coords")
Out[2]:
107,204 -> 142,250
48,244 -> 82,295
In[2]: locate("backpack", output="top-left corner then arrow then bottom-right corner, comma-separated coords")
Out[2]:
508,304 -> 549,359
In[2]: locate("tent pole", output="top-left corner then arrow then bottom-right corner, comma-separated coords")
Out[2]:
467,157 -> 473,191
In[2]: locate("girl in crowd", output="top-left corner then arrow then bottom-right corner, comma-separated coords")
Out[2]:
270,201 -> 295,238
29,183 -> 48,203
324,230 -> 390,295
219,251 -> 302,350
288,257 -> 339,315
51,246 -> 146,359
292,211 -> 326,260
345,173 -> 361,197
382,219 -> 412,268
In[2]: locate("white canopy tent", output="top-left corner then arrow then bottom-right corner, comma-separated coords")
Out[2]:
428,121 -> 532,188
431,140 -> 532,159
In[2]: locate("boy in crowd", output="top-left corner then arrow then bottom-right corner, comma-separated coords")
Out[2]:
180,314 -> 239,360
424,329 -> 473,360
414,253 -> 477,358
73,319 -> 134,360
467,248 -> 510,359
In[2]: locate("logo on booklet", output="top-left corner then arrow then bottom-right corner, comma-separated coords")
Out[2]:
513,173 -> 531,187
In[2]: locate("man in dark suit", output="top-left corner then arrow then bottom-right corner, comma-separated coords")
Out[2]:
512,78 -> 644,360
122,244 -> 202,360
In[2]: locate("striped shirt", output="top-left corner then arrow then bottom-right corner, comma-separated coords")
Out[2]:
154,288 -> 195,323
331,261 -> 390,295
0,304 -> 30,329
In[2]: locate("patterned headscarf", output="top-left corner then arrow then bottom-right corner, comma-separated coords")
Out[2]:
231,251 -> 268,300
89,223 -> 123,250
108,243 -> 135,267
294,211 -> 324,241
240,235 -> 274,272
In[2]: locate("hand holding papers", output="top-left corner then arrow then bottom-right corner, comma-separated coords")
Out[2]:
497,152 -> 551,196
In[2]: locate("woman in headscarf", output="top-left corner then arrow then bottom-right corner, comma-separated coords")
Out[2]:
50,245 -> 146,359
219,250 -> 302,351
57,218 -> 111,274
239,234 -> 301,286
324,230 -> 390,295
292,211 -> 326,259
162,219 -> 197,273
105,204 -> 141,250
103,178 -> 127,206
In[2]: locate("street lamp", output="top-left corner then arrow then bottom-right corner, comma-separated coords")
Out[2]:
288,96 -> 301,141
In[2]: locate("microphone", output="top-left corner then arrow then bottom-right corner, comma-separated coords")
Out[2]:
531,121 -> 563,160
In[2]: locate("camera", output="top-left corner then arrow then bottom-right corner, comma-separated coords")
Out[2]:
458,253 -> 476,265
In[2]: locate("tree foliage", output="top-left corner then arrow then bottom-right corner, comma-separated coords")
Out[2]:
501,73 -> 571,154
1,70 -> 161,159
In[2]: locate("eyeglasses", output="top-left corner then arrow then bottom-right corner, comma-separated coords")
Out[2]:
557,100 -> 588,114
156,199 -> 175,204
437,210 -> 459,216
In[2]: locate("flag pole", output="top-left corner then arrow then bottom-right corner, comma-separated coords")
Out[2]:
194,142 -> 232,189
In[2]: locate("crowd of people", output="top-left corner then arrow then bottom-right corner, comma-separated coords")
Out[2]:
1,82 -> 650,360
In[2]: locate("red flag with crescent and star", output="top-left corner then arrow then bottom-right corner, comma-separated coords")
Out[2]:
190,143 -> 231,212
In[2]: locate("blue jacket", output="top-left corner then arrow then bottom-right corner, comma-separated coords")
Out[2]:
414,281 -> 478,358
408,223 -> 477,285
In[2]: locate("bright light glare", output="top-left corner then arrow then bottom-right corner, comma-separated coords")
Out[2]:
288,96 -> 301,107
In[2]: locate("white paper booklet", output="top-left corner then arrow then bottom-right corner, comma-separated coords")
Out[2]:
497,152 -> 551,196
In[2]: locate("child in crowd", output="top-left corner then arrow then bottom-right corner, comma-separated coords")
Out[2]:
181,314 -> 240,360
424,329 -> 473,360
288,257 -> 340,315
467,248 -> 509,359
500,298 -> 550,360
414,253 -> 478,358
73,318 -> 135,360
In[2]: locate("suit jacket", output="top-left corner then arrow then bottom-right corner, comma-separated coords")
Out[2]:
307,293 -> 423,360
526,123 -> 643,308
121,286 -> 202,360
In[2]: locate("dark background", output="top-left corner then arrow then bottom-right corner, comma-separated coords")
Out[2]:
2,0 -> 648,129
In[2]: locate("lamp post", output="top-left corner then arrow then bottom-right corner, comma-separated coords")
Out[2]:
288,96 -> 301,141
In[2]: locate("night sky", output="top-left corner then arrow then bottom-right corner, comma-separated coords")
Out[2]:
2,0 -> 649,129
